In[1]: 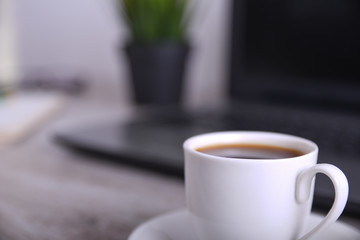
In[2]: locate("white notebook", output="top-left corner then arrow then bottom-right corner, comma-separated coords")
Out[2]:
0,92 -> 65,144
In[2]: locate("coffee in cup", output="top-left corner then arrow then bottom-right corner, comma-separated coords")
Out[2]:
196,143 -> 303,159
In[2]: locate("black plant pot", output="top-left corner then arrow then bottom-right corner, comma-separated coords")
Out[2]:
125,43 -> 190,105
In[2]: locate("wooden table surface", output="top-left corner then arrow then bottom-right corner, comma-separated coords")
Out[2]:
0,94 -> 358,240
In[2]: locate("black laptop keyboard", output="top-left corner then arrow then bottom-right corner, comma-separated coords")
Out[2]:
135,103 -> 360,161
56,103 -> 360,217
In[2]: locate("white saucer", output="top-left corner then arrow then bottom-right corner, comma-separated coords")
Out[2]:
129,209 -> 360,240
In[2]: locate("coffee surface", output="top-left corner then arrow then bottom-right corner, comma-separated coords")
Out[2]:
196,144 -> 303,159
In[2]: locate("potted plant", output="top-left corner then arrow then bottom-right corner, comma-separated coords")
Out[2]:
119,0 -> 190,105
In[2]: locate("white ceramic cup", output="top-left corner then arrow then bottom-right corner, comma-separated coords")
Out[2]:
184,131 -> 349,240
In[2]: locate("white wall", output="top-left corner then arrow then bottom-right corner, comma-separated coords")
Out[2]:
0,0 -> 231,108
185,0 -> 231,108
0,0 -> 20,86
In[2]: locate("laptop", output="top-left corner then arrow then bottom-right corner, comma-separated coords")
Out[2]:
55,0 -> 360,217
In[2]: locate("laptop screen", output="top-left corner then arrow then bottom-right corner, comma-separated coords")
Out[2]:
229,0 -> 360,113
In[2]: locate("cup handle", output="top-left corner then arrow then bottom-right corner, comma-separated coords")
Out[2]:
295,163 -> 349,240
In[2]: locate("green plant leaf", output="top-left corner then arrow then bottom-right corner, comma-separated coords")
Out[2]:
119,0 -> 189,44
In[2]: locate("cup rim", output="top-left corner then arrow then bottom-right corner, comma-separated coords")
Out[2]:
183,131 -> 318,162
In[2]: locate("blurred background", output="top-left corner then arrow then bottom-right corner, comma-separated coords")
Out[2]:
0,0 -> 359,238
0,0 -> 229,108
